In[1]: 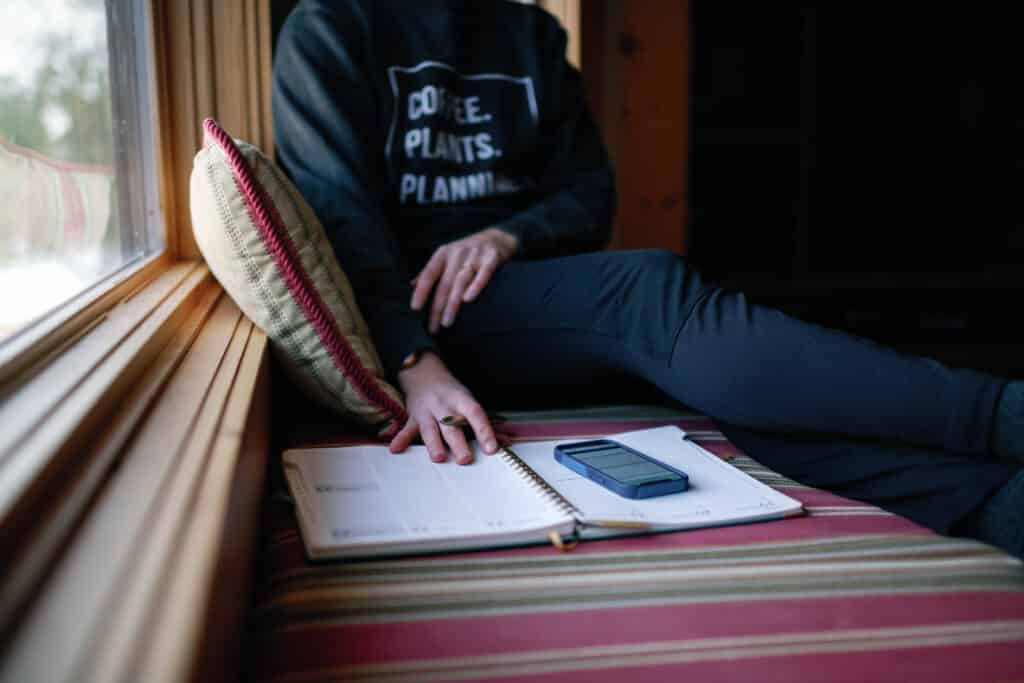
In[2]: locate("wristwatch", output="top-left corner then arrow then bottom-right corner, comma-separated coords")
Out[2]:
400,347 -> 429,371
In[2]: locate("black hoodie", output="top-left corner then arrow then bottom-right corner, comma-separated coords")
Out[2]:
273,0 -> 615,379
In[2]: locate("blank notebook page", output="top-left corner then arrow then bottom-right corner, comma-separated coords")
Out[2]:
285,445 -> 566,547
511,425 -> 800,527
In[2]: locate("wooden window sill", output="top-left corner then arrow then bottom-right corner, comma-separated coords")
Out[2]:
1,261 -> 271,682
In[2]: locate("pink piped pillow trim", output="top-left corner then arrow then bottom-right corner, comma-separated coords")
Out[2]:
201,118 -> 407,434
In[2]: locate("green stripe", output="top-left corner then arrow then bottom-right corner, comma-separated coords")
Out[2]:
268,534 -> 991,578
258,536 -> 1002,593
281,621 -> 1024,682
255,571 -> 1024,628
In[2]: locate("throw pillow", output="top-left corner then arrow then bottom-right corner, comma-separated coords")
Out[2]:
190,118 -> 407,437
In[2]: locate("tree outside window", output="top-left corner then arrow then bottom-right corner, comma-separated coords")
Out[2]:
0,0 -> 159,341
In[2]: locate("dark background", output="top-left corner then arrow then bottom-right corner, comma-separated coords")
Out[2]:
686,3 -> 1023,377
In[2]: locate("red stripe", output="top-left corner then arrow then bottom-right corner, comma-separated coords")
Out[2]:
257,593 -> 1024,672
793,488 -> 888,506
202,118 -> 407,432
0,136 -> 114,174
58,169 -> 85,244
449,643 -> 1024,683
252,643 -> 1024,683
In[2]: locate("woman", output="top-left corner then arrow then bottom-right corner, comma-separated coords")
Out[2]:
272,0 -> 1023,556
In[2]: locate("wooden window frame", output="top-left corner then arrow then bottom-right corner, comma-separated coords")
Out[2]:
539,0 -> 582,68
0,1 -> 274,681
1,3 -> 588,679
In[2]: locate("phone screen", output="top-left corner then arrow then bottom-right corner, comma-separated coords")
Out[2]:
560,441 -> 683,485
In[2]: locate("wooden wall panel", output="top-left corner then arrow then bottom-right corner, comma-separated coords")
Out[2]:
152,0 -> 273,260
582,0 -> 691,253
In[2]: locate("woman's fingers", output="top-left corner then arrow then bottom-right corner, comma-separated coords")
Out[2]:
391,401 -> 500,466
389,418 -> 419,453
419,417 -> 448,463
429,251 -> 463,333
440,422 -> 474,464
411,249 -> 446,312
412,231 -> 513,330
463,249 -> 498,302
388,413 -> 487,464
442,258 -> 477,328
459,401 -> 498,454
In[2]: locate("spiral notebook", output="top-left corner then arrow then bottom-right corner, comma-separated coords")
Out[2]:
282,425 -> 804,560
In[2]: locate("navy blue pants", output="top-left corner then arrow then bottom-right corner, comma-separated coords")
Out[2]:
436,249 -> 1021,533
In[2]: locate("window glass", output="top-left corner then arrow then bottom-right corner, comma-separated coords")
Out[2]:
0,0 -> 161,342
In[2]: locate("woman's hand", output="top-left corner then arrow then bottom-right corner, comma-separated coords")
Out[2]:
389,351 -> 499,465
411,227 -> 518,334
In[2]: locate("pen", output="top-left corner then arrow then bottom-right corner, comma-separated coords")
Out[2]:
583,519 -> 653,530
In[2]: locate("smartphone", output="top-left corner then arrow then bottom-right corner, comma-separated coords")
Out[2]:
553,439 -> 689,499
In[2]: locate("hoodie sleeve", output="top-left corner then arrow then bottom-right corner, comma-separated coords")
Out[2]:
272,4 -> 436,381
493,26 -> 617,259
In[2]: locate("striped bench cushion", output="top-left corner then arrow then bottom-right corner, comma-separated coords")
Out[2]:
247,405 -> 1024,682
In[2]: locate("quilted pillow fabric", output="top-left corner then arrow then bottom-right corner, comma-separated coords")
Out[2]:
190,118 -> 407,437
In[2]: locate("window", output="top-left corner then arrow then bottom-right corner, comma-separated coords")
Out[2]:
0,3 -> 275,679
0,0 -> 162,343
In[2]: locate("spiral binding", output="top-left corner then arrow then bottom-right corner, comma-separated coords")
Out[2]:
499,445 -> 578,519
